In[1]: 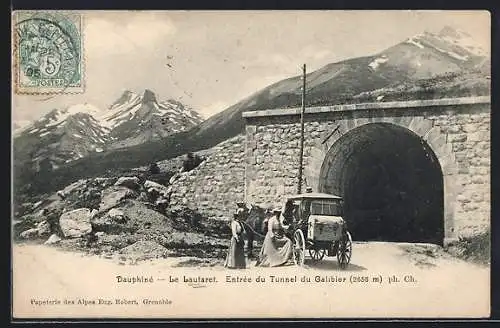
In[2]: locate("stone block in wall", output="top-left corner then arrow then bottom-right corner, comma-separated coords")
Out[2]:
469,167 -> 489,176
246,125 -> 256,135
447,125 -> 463,134
479,158 -> 490,167
448,134 -> 467,143
471,191 -> 484,203
468,131 -> 490,143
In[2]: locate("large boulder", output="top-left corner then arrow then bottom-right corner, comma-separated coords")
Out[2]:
144,180 -> 171,207
114,177 -> 141,191
36,220 -> 51,237
57,179 -> 87,199
44,234 -> 62,245
108,208 -> 127,222
144,180 -> 170,197
99,186 -> 137,212
56,178 -> 115,206
120,200 -> 174,235
119,240 -> 168,261
20,228 -> 39,239
92,208 -> 130,234
59,208 -> 93,238
17,219 -> 52,240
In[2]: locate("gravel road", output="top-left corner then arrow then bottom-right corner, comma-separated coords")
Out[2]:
12,242 -> 489,319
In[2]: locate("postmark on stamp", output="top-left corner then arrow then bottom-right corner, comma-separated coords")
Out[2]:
13,11 -> 84,94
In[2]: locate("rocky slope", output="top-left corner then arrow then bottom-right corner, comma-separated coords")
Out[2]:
14,173 -> 232,263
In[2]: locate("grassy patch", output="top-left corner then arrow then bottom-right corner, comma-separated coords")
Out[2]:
447,230 -> 491,266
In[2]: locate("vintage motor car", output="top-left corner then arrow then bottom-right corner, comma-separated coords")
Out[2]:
280,192 -> 352,268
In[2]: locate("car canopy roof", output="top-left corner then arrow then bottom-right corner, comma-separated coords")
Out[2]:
286,192 -> 343,201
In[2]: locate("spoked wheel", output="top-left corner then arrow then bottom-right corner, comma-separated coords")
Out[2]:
337,231 -> 352,269
308,248 -> 326,262
293,229 -> 306,266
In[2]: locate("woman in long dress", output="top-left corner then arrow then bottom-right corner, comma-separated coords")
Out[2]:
224,211 -> 246,269
255,209 -> 293,267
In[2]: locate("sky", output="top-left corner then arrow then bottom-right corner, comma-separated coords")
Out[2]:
12,10 -> 490,125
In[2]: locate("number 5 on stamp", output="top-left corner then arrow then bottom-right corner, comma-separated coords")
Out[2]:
13,11 -> 84,94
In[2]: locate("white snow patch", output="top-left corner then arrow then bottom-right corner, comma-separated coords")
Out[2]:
39,131 -> 51,137
368,56 -> 389,70
439,30 -> 487,57
98,100 -> 142,129
29,128 -> 40,134
45,104 -> 101,128
95,147 -> 104,153
73,133 -> 83,138
109,92 -> 140,110
406,38 -> 425,49
376,95 -> 384,101
431,44 -> 469,61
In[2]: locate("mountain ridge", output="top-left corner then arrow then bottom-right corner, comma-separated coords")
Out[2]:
14,89 -> 203,173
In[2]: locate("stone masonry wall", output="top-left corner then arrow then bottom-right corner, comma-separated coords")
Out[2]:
169,135 -> 245,220
427,111 -> 490,238
244,120 -> 337,208
244,101 -> 490,241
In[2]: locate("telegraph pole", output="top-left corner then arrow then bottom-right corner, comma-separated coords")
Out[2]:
297,64 -> 306,194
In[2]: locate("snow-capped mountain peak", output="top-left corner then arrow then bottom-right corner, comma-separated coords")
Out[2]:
33,103 -> 103,131
437,26 -> 487,57
98,92 -> 142,130
141,89 -> 157,104
109,90 -> 141,110
67,103 -> 101,116
14,89 -> 204,172
403,26 -> 487,60
102,89 -> 204,148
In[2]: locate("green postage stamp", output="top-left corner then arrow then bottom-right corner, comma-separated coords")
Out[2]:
13,11 -> 84,94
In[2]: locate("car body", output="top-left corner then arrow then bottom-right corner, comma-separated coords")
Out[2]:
280,192 -> 352,267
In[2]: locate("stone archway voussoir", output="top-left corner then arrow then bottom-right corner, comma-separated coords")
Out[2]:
442,163 -> 459,176
429,136 -> 450,160
396,116 -> 414,129
379,116 -> 396,124
412,119 -> 434,137
353,117 -> 370,128
438,153 -> 456,171
371,116 -> 386,123
423,126 -> 442,143
407,116 -> 426,136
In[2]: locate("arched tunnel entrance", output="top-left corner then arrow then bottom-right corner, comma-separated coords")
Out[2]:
319,123 -> 444,245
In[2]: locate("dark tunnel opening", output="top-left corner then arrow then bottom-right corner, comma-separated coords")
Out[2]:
319,123 -> 444,245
